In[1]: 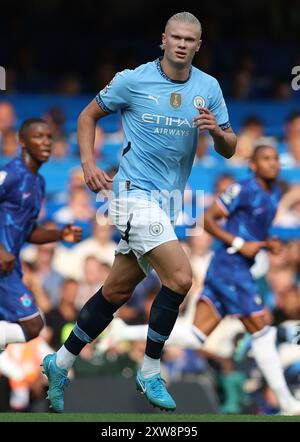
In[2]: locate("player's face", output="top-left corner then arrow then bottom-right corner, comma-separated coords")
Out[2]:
162,21 -> 201,68
251,147 -> 280,180
21,123 -> 52,163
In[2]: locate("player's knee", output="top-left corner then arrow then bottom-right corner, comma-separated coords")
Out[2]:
167,272 -> 193,295
103,283 -> 132,305
21,315 -> 44,340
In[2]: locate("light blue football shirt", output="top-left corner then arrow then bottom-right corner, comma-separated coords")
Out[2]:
96,58 -> 230,219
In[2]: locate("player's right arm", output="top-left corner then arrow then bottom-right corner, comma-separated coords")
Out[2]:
78,69 -> 133,193
205,183 -> 267,259
77,99 -> 113,192
0,244 -> 15,274
204,203 -> 265,258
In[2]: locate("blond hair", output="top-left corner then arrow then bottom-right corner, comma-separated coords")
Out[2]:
160,12 -> 202,50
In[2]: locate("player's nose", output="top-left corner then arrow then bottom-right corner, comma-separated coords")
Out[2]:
43,136 -> 52,146
178,39 -> 186,48
269,162 -> 279,172
270,158 -> 279,167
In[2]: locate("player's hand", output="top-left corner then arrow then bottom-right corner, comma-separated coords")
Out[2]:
62,225 -> 83,243
239,241 -> 266,258
266,237 -> 283,255
0,247 -> 15,274
193,107 -> 223,137
82,161 -> 113,193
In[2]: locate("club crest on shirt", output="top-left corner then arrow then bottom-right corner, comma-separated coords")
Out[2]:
193,96 -> 206,108
149,222 -> 164,236
221,183 -> 242,205
0,171 -> 7,185
20,293 -> 33,308
254,295 -> 262,305
170,93 -> 182,109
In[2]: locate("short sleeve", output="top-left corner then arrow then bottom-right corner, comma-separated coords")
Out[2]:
208,79 -> 230,130
217,183 -> 244,215
0,168 -> 17,202
95,69 -> 133,113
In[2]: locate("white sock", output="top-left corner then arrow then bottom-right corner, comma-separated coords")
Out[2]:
251,326 -> 294,410
141,354 -> 161,379
56,345 -> 77,371
0,321 -> 26,346
110,319 -> 205,350
116,324 -> 147,342
166,322 -> 206,348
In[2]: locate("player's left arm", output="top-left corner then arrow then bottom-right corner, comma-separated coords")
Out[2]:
193,107 -> 237,159
27,224 -> 83,244
265,237 -> 284,255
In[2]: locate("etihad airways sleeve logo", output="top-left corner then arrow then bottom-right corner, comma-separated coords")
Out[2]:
101,72 -> 121,95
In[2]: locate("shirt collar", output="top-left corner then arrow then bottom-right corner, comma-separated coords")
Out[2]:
155,57 -> 192,84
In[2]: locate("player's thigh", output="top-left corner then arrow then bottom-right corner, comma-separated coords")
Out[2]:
240,312 -> 269,334
103,252 -> 145,297
194,299 -> 221,336
145,240 -> 192,292
19,314 -> 44,339
237,272 -> 269,333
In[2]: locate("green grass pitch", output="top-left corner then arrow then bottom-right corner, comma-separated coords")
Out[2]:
0,413 -> 300,422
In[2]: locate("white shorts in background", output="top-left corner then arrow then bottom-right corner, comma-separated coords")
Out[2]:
109,197 -> 177,274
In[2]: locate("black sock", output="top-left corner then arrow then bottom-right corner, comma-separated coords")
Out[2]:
64,287 -> 120,355
145,285 -> 185,359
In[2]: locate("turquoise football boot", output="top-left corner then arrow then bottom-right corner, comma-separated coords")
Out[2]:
136,369 -> 176,411
42,353 -> 70,413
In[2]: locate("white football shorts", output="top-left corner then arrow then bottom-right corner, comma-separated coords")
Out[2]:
108,197 -> 177,274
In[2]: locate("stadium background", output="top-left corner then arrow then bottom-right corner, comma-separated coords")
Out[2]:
0,0 -> 300,415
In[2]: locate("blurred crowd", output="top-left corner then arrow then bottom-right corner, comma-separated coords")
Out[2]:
2,47 -> 300,102
1,99 -> 300,167
2,50 -> 300,100
0,97 -> 300,414
1,1 -> 300,98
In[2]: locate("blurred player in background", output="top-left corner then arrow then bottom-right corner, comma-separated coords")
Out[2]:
42,11 -> 236,412
192,144 -> 300,414
0,119 -> 82,351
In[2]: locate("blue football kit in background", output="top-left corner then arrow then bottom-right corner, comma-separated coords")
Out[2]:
202,177 -> 281,317
0,157 -> 45,321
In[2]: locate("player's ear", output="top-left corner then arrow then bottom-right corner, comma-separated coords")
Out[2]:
18,135 -> 26,148
161,33 -> 166,49
196,40 -> 202,52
